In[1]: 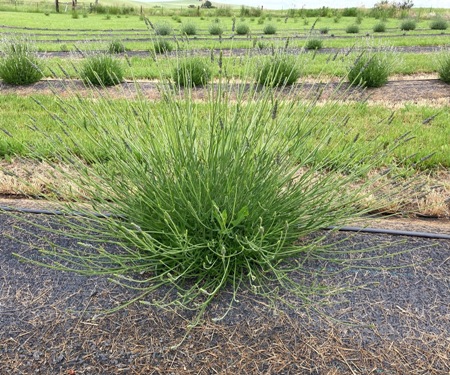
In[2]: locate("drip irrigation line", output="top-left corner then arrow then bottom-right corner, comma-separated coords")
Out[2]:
2,204 -> 450,240
326,226 -> 450,240
0,205 -> 121,219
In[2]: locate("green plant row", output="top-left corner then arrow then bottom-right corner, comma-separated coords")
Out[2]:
1,40 -> 447,88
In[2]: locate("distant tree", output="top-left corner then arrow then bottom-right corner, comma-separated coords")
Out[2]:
55,0 -> 59,12
375,0 -> 413,8
396,0 -> 413,9
202,1 -> 212,9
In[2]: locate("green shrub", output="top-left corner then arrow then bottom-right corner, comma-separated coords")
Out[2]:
71,10 -> 79,19
373,23 -> 386,32
0,39 -> 43,85
215,6 -> 232,17
154,22 -> 173,36
400,19 -> 416,31
437,52 -> 450,83
263,24 -> 277,35
81,54 -> 123,86
346,24 -> 359,34
305,38 -> 323,50
152,39 -> 173,54
181,22 -> 197,36
319,27 -> 329,34
208,23 -> 224,35
256,55 -> 300,87
172,57 -> 211,87
430,18 -> 448,30
348,53 -> 391,88
236,23 -> 250,35
342,7 -> 357,17
108,39 -> 125,54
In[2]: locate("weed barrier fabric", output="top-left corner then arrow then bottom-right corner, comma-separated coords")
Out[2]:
0,212 -> 449,374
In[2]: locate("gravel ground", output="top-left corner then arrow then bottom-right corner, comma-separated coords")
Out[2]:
1,212 -> 449,374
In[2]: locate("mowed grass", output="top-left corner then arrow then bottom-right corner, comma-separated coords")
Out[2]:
1,94 -> 448,170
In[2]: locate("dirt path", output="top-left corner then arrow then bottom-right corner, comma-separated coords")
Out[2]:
1,75 -> 449,106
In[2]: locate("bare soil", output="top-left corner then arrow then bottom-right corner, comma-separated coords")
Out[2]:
1,75 -> 449,107
1,213 -> 449,374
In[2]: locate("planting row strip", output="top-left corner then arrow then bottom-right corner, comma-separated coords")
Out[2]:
1,26 -> 449,41
1,78 -> 448,103
25,46 -> 443,59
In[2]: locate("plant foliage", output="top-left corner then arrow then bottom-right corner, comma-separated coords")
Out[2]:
181,22 -> 197,36
154,22 -> 173,36
348,52 -> 392,88
152,39 -> 173,54
108,39 -> 125,54
0,38 -> 43,85
373,22 -> 386,32
81,54 -> 123,86
263,24 -> 277,34
305,38 -> 323,50
236,23 -> 250,35
400,19 -> 416,31
346,24 -> 360,33
208,23 -> 224,35
437,51 -> 450,83
172,57 -> 211,87
256,55 -> 300,87
11,53 -> 410,331
430,18 -> 448,30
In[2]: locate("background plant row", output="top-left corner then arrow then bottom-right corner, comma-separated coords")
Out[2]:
0,51 -> 442,80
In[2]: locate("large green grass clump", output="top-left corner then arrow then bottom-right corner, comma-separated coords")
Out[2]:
400,19 -> 416,31
0,39 -> 43,85
172,57 -> 211,87
256,55 -> 300,87
12,54 -> 408,328
81,54 -> 123,86
348,52 -> 392,88
430,18 -> 448,30
437,51 -> 450,83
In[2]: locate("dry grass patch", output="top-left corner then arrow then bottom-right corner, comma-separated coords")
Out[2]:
1,159 -> 450,219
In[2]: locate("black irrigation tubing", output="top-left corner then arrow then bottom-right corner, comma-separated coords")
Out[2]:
1,204 -> 450,240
